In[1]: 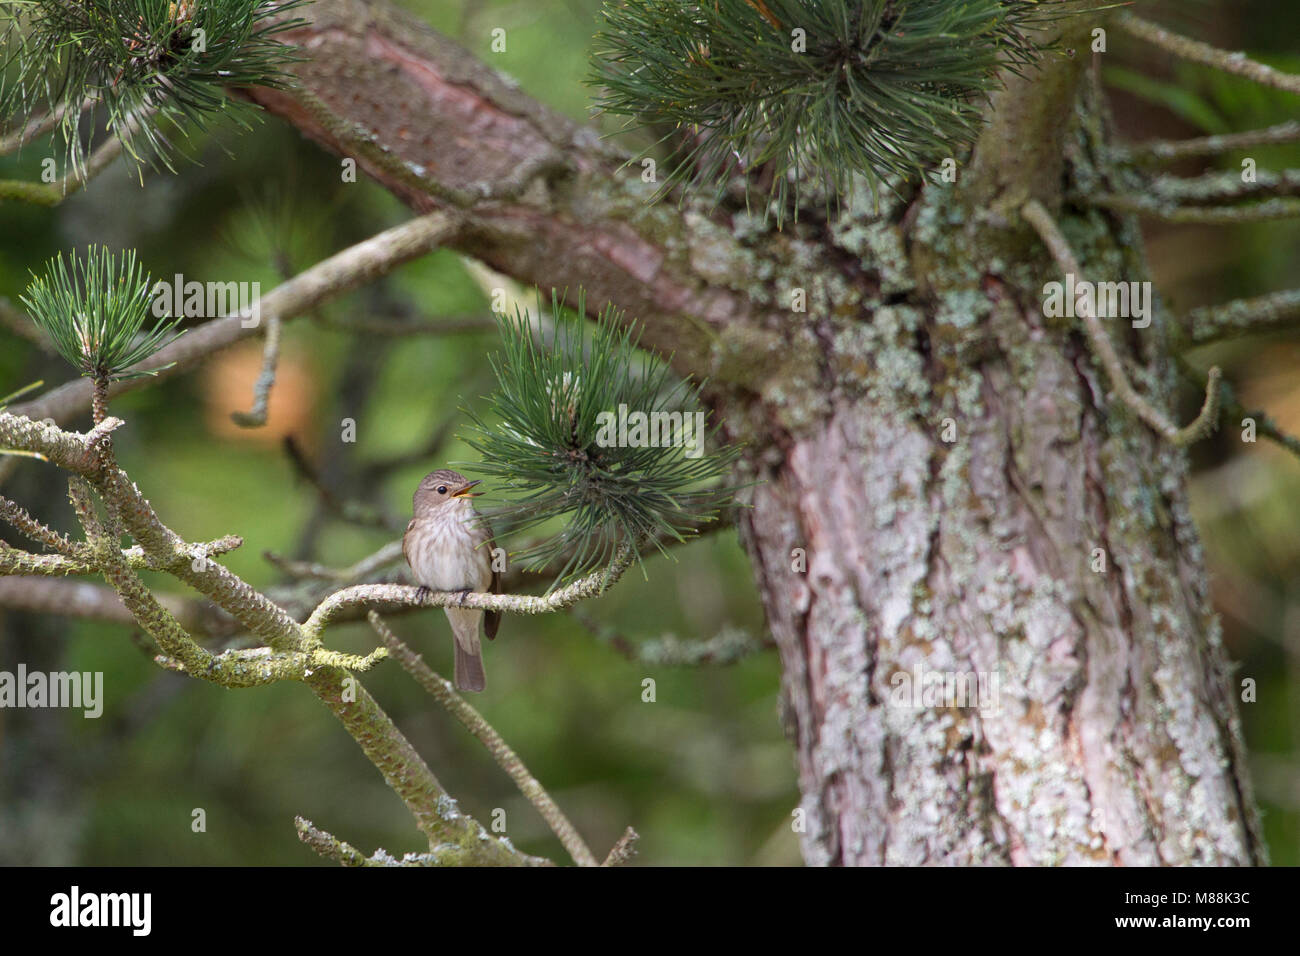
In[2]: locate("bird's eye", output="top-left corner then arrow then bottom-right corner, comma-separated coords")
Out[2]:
437,486 -> 447,495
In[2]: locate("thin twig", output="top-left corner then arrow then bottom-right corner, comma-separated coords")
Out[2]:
602,827 -> 640,867
572,609 -> 770,666
0,130 -> 127,206
1021,199 -> 1221,448
358,413 -> 460,482
0,298 -> 54,351
1118,121 -> 1300,164
0,493 -> 80,555
1086,192 -> 1300,223
1142,170 -> 1300,204
0,97 -> 94,156
369,611 -> 600,867
0,406 -> 540,865
319,312 -> 496,337
230,314 -> 282,427
282,435 -> 402,531
1177,357 -> 1300,462
1183,289 -> 1300,346
1117,12 -> 1300,96
295,817 -> 369,866
0,575 -> 203,630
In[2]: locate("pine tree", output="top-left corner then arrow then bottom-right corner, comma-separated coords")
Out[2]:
3,0 -> 1296,866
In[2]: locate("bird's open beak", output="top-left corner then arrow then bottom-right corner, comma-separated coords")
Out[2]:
452,480 -> 483,498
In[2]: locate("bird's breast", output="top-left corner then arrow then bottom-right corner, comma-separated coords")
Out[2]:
408,512 -> 492,592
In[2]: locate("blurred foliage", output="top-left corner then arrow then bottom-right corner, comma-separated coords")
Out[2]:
0,0 -> 1296,866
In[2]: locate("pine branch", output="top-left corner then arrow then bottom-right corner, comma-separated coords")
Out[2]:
301,543 -> 639,637
369,611 -> 600,868
0,109 -> 143,205
0,97 -> 91,156
19,246 -> 182,385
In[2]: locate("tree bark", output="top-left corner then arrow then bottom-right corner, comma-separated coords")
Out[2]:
246,0 -> 1266,865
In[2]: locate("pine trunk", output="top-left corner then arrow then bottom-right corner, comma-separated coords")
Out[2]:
250,0 -> 1266,865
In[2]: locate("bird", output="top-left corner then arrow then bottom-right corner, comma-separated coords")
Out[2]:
402,469 -> 500,691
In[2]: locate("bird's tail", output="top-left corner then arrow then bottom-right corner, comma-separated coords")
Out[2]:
447,607 -> 486,692
454,641 -> 486,692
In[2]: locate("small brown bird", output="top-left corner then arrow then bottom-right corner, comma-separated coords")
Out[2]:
402,469 -> 500,692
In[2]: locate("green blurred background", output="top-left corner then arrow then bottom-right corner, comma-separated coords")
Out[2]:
0,0 -> 1296,865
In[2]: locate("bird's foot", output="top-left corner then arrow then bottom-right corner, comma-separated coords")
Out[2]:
458,587 -> 472,607
415,585 -> 432,603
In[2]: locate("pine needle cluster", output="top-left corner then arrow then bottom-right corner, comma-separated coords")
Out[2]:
463,293 -> 740,586
0,0 -> 307,171
590,0 -> 1056,215
20,246 -> 181,383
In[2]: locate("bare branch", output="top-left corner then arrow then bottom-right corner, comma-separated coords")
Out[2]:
1022,200 -> 1221,448
370,611 -> 599,867
573,610 -> 770,666
0,493 -> 80,554
1118,121 -> 1300,164
0,575 -> 201,629
302,543 -> 638,637
0,298 -> 53,351
1087,192 -> 1300,223
1183,289 -> 1300,346
0,410 -> 540,864
8,210 -> 462,426
1117,13 -> 1300,96
0,103 -> 72,156
1146,170 -> 1300,203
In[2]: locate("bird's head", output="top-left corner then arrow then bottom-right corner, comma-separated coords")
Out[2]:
413,468 -> 482,514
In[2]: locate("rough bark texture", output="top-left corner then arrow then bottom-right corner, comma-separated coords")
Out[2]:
243,0 -> 1265,865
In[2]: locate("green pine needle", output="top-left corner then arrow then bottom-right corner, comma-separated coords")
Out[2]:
462,292 -> 741,587
0,380 -> 43,408
0,0 -> 308,173
590,0 -> 1060,218
20,246 -> 182,382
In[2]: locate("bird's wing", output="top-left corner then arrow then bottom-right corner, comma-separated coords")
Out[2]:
484,529 -> 501,641
402,518 -> 416,572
